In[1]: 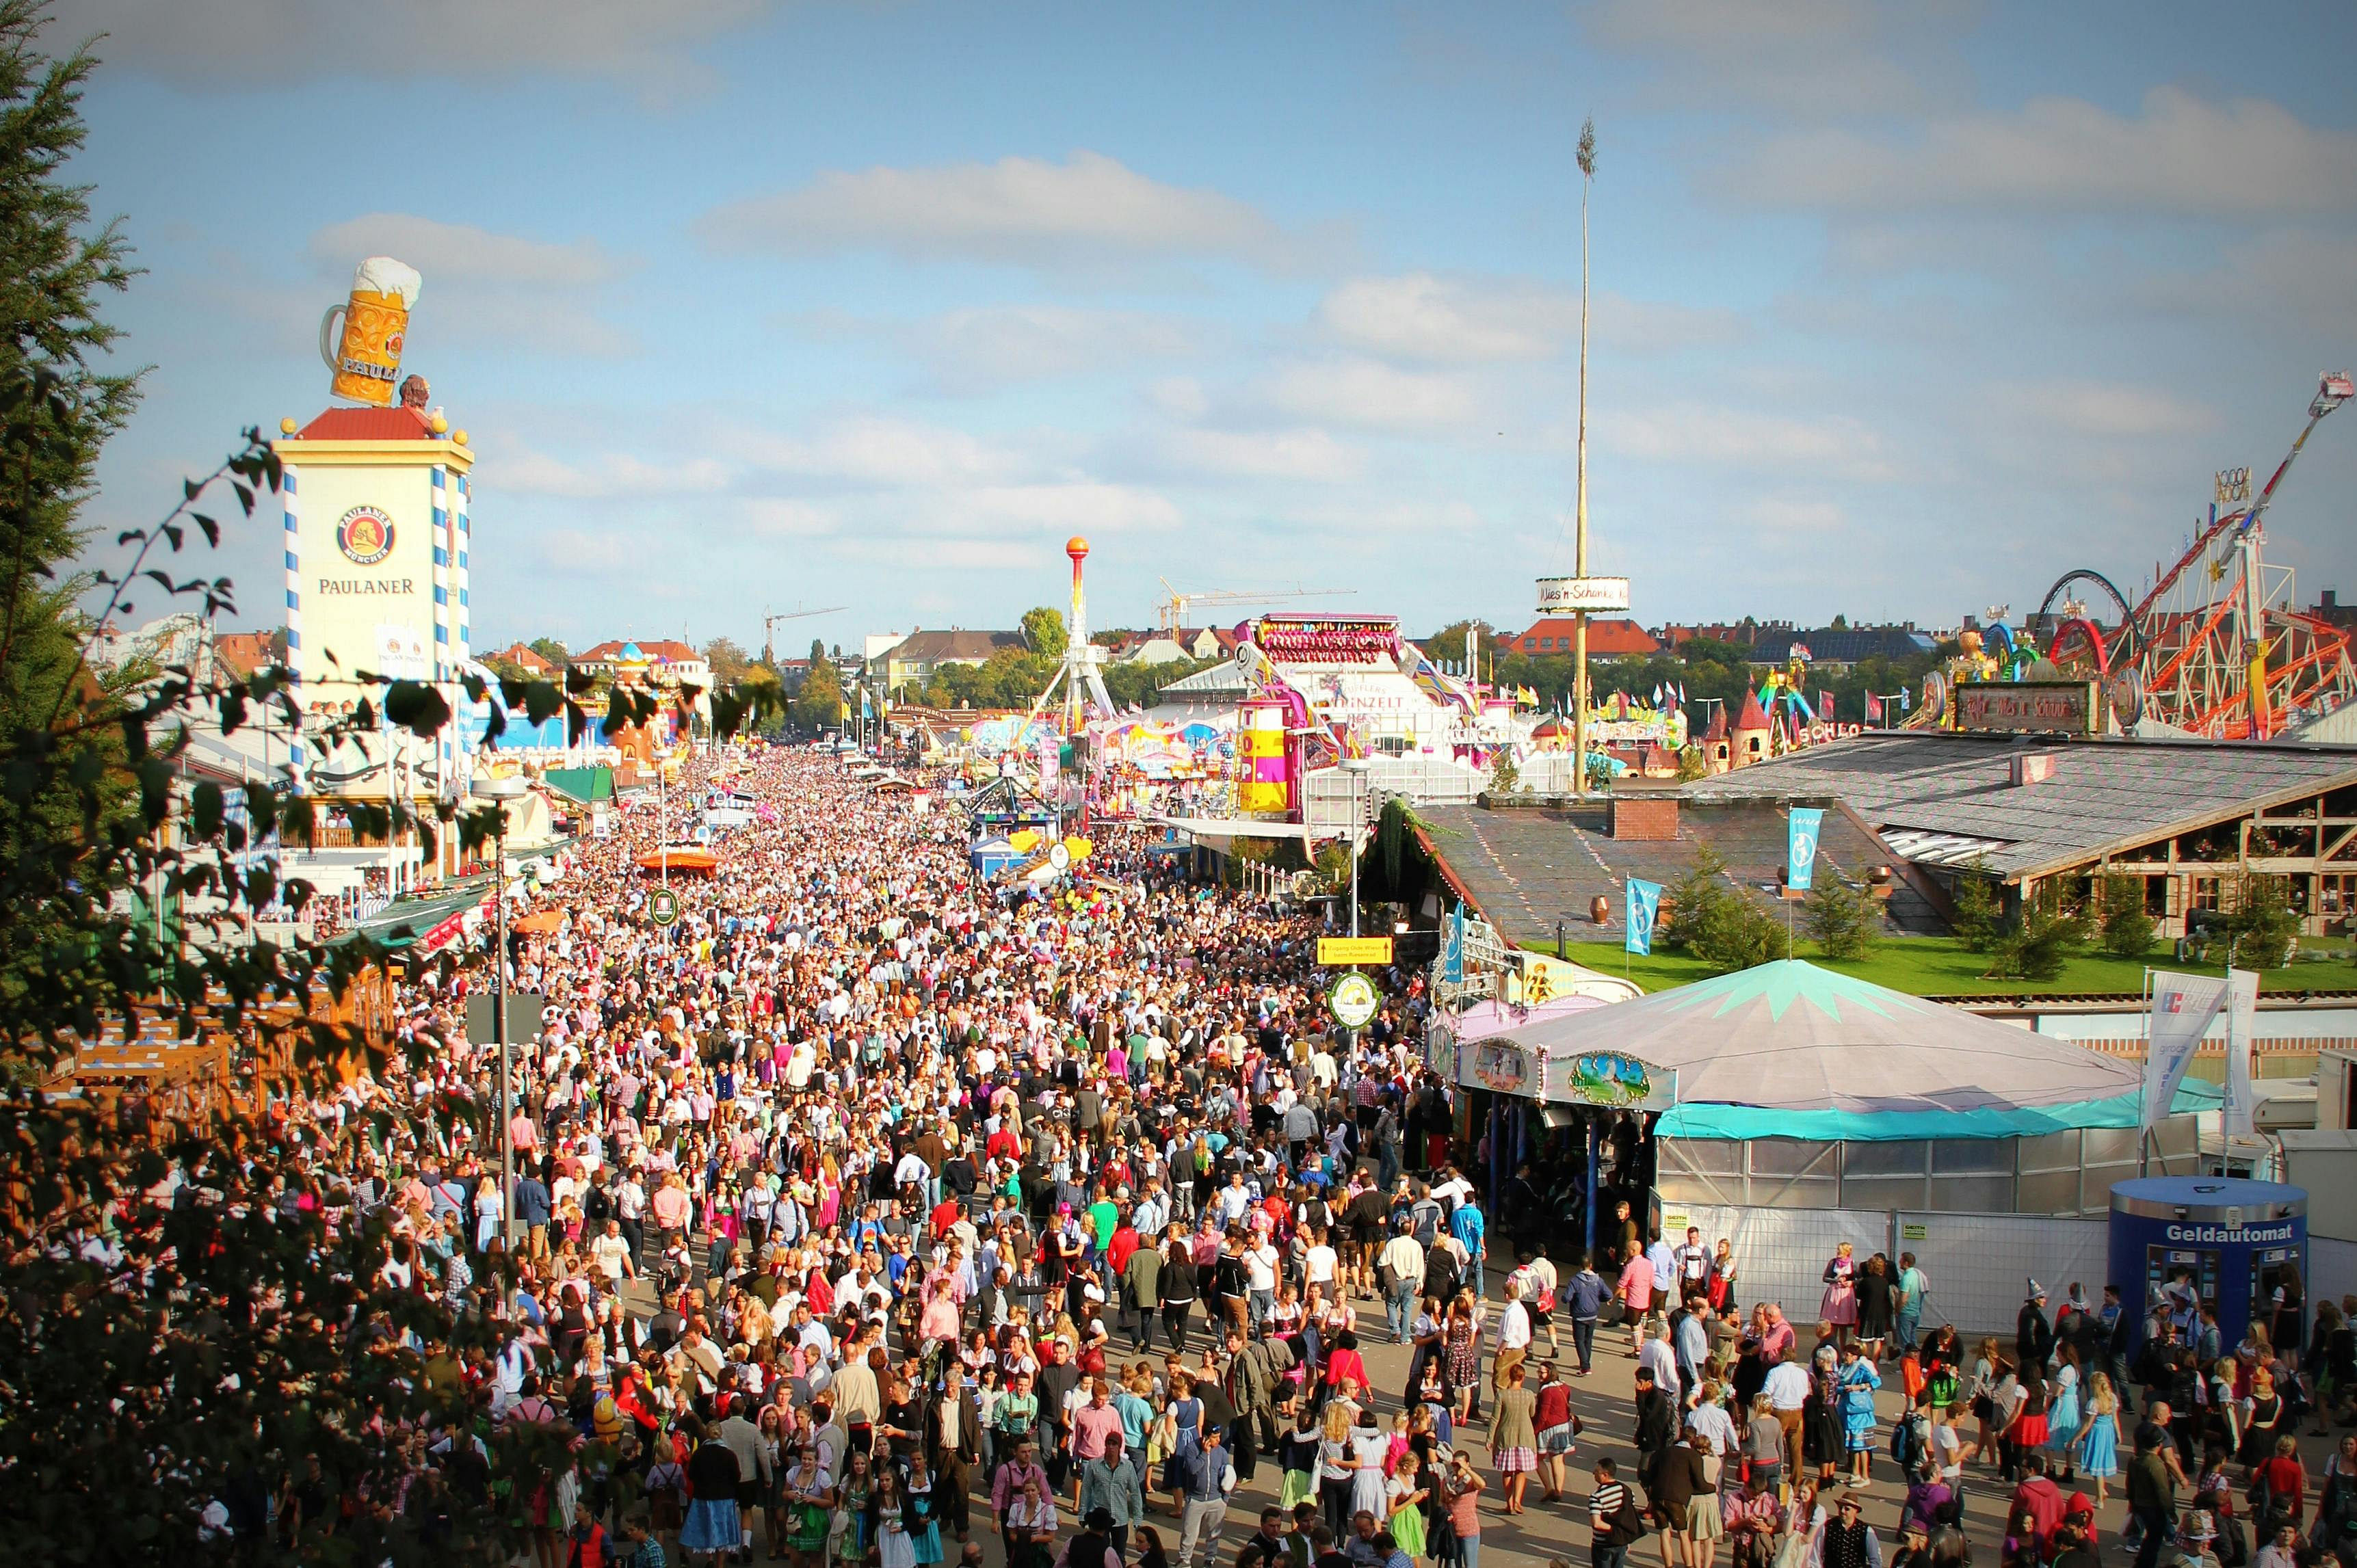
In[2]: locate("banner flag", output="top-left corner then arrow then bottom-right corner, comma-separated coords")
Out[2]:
1625,878 -> 1661,955
1441,905 -> 1465,983
1787,808 -> 1823,891
2144,970 -> 2230,1129
2222,968 -> 2261,1138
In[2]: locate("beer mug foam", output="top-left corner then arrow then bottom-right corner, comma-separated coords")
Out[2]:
319,256 -> 422,407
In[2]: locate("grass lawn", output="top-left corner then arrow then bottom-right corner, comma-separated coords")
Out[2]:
1549,935 -> 2357,997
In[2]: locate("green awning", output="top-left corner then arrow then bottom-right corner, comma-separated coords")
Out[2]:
543,766 -> 613,805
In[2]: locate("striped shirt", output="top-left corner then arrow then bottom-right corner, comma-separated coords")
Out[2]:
1589,1481 -> 1629,1540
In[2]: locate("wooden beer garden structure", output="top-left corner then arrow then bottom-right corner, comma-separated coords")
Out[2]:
48,963 -> 401,1132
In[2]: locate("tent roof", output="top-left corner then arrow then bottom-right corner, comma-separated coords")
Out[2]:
1495,959 -> 2217,1140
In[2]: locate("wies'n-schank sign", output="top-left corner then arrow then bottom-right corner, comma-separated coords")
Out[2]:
1956,680 -> 2098,734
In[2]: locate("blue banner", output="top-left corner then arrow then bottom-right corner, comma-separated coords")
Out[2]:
1625,878 -> 1661,955
1788,807 -> 1824,891
1441,905 -> 1465,983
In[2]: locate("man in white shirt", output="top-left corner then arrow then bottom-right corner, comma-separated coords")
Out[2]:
1378,1223 -> 1427,1343
1637,1318 -> 1679,1403
590,1219 -> 636,1283
1495,1277 -> 1534,1390
1762,1352 -> 1812,1480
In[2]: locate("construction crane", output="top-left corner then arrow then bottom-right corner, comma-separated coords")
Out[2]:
762,605 -> 847,666
1155,578 -> 1356,636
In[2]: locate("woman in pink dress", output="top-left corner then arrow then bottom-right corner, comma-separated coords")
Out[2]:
1820,1241 -> 1860,1345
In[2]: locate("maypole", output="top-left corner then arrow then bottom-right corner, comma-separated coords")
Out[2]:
1572,118 -> 1595,800
1537,120 -> 1629,792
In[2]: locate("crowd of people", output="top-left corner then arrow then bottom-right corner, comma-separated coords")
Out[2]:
148,741 -> 2357,1568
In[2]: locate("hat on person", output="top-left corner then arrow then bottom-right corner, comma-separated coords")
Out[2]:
1901,1519 -> 1928,1539
1085,1508 -> 1116,1533
2186,1513 -> 2218,1543
2068,1493 -> 2096,1519
2027,1278 -> 2047,1300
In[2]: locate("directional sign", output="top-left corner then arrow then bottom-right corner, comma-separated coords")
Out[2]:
1317,936 -> 1393,966
647,888 -> 681,927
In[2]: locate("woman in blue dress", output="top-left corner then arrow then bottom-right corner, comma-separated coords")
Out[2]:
2044,1344 -> 2085,1481
2075,1372 -> 2122,1504
1836,1341 -> 1882,1489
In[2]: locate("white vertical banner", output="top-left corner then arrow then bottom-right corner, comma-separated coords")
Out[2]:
2222,968 -> 2261,1139
2144,969 -> 2230,1130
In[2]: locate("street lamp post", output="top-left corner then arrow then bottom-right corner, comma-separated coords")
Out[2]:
1343,757 -> 1372,939
471,772 -> 527,1245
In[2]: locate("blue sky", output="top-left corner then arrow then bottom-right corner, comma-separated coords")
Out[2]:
59,0 -> 2357,653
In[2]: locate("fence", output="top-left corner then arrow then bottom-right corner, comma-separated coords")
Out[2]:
1364,755 -> 1487,804
1659,1201 -> 2109,1338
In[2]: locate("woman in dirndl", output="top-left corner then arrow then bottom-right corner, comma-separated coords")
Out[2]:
1821,1243 -> 1860,1348
903,1453 -> 944,1566
1386,1450 -> 1432,1563
782,1445 -> 835,1568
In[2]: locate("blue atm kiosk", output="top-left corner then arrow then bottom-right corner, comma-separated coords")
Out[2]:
2107,1178 -> 2306,1353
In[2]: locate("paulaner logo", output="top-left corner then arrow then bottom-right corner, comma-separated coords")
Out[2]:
336,505 -> 395,566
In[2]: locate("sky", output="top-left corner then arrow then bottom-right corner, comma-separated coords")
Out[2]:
56,0 -> 2357,656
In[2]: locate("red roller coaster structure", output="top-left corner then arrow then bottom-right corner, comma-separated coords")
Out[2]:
2035,371 -> 2356,739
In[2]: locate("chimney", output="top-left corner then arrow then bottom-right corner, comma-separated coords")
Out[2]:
2011,753 -> 2059,788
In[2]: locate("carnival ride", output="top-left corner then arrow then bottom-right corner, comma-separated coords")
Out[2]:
1913,373 -> 2356,739
1025,537 -> 1119,736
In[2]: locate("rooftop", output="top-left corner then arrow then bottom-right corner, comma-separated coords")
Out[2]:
1417,798 -> 1944,946
290,406 -> 440,441
1684,730 -> 2357,879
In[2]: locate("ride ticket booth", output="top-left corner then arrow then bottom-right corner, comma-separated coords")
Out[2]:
2108,1176 -> 2306,1353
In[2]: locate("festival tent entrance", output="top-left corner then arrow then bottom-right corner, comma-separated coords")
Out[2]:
1458,960 -> 2218,1331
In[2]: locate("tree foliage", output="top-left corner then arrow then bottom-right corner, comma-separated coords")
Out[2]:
1663,846 -> 1783,971
1018,604 -> 1066,660
1948,862 -> 2001,951
2189,873 -> 2300,969
700,635 -> 755,684
0,30 -> 790,1531
2096,871 -> 2156,959
1804,864 -> 1880,961
1981,879 -> 2092,982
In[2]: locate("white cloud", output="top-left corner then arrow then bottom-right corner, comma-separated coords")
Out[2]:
947,483 -> 1182,535
1317,273 -> 1575,362
724,417 -> 1027,488
1598,403 -> 1904,482
311,215 -> 624,288
1725,86 -> 2357,217
700,150 -> 1335,271
1157,427 -> 1365,483
1316,273 -> 1742,364
54,0 -> 774,88
1743,496 -> 1847,535
1261,358 -> 1476,430
793,304 -> 1204,393
737,499 -> 838,538
499,445 -> 730,501
1588,0 -> 1934,117
2001,381 -> 2215,440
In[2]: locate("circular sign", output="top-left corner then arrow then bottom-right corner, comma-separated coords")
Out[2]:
1327,971 -> 1380,1030
647,888 -> 681,927
1047,842 -> 1071,871
336,505 -> 395,566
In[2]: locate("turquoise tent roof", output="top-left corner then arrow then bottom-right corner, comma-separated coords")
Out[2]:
1493,959 -> 2220,1141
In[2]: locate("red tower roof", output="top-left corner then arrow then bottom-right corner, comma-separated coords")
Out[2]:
292,406 -> 437,440
1735,691 -> 1772,731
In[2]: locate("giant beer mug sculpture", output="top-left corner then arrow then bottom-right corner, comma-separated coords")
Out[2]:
318,256 -> 422,406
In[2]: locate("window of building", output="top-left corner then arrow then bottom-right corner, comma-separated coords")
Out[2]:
2190,875 -> 2223,913
2321,873 -> 2356,917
